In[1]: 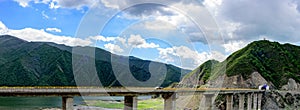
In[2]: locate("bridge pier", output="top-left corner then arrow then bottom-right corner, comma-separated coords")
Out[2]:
257,93 -> 262,110
124,96 -> 137,110
226,94 -> 233,110
204,94 -> 214,110
62,96 -> 73,110
239,94 -> 245,110
162,93 -> 176,110
253,93 -> 258,110
247,93 -> 252,110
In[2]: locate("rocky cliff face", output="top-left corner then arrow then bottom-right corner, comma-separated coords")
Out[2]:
262,90 -> 300,109
281,78 -> 300,91
221,72 -> 273,88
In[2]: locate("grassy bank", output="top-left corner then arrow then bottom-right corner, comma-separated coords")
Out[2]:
85,98 -> 164,109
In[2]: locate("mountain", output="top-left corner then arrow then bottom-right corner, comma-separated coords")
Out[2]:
178,40 -> 300,109
0,35 -> 190,87
182,40 -> 300,89
179,60 -> 219,88
225,40 -> 300,88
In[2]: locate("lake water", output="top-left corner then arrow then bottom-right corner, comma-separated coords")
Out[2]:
0,96 -> 151,110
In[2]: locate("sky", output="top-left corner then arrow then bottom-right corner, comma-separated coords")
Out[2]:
1,0 -> 300,70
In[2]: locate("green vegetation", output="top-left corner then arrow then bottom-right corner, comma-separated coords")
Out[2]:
225,40 -> 300,88
86,98 -> 164,109
184,40 -> 300,89
137,98 -> 164,109
200,60 -> 219,83
182,60 -> 220,84
88,101 -> 124,109
0,35 -> 190,87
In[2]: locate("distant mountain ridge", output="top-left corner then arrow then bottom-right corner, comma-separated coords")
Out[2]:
0,35 -> 190,87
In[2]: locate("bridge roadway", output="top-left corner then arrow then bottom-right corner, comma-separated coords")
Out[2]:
0,87 -> 265,110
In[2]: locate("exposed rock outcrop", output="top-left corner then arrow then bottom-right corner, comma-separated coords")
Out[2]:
220,72 -> 273,88
281,78 -> 300,91
262,91 -> 300,109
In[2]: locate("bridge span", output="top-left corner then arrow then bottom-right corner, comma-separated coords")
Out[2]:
0,87 -> 265,110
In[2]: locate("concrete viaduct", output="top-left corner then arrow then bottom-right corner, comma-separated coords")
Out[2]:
0,87 -> 265,110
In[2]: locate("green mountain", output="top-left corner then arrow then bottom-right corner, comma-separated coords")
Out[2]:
179,60 -> 219,87
0,35 -> 190,87
183,40 -> 300,89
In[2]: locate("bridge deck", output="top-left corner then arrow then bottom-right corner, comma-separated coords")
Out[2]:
0,87 -> 264,96
0,87 -> 267,110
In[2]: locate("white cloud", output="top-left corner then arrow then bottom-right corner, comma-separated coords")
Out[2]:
14,0 -> 100,9
127,34 -> 159,48
92,34 -> 160,54
0,21 -> 92,46
34,0 -> 51,4
205,0 -> 300,43
143,20 -> 177,31
49,0 -> 100,9
203,0 -> 222,15
101,0 -> 126,9
157,47 -> 176,63
14,0 -> 32,7
46,27 -> 61,33
157,45 -> 226,69
14,0 -> 52,7
157,46 -> 210,69
104,43 -> 124,53
0,21 -> 8,34
116,37 -> 127,46
89,35 -> 116,42
101,34 -> 160,55
222,41 -> 246,53
211,51 -> 226,62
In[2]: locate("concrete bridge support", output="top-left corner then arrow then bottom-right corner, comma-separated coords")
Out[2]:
204,94 -> 214,110
226,94 -> 233,110
239,94 -> 245,110
247,93 -> 252,110
257,93 -> 262,110
162,93 -> 176,110
243,93 -> 262,110
253,93 -> 258,110
62,96 -> 73,110
124,96 -> 137,110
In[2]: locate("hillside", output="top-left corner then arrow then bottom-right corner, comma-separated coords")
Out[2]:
179,60 -> 219,87
226,40 -> 300,88
0,35 -> 190,87
182,40 -> 300,89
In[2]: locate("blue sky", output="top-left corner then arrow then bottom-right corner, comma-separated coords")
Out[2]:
1,0 -> 300,69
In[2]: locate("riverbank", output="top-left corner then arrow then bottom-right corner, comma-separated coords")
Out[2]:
84,98 -> 163,109
41,98 -> 163,110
